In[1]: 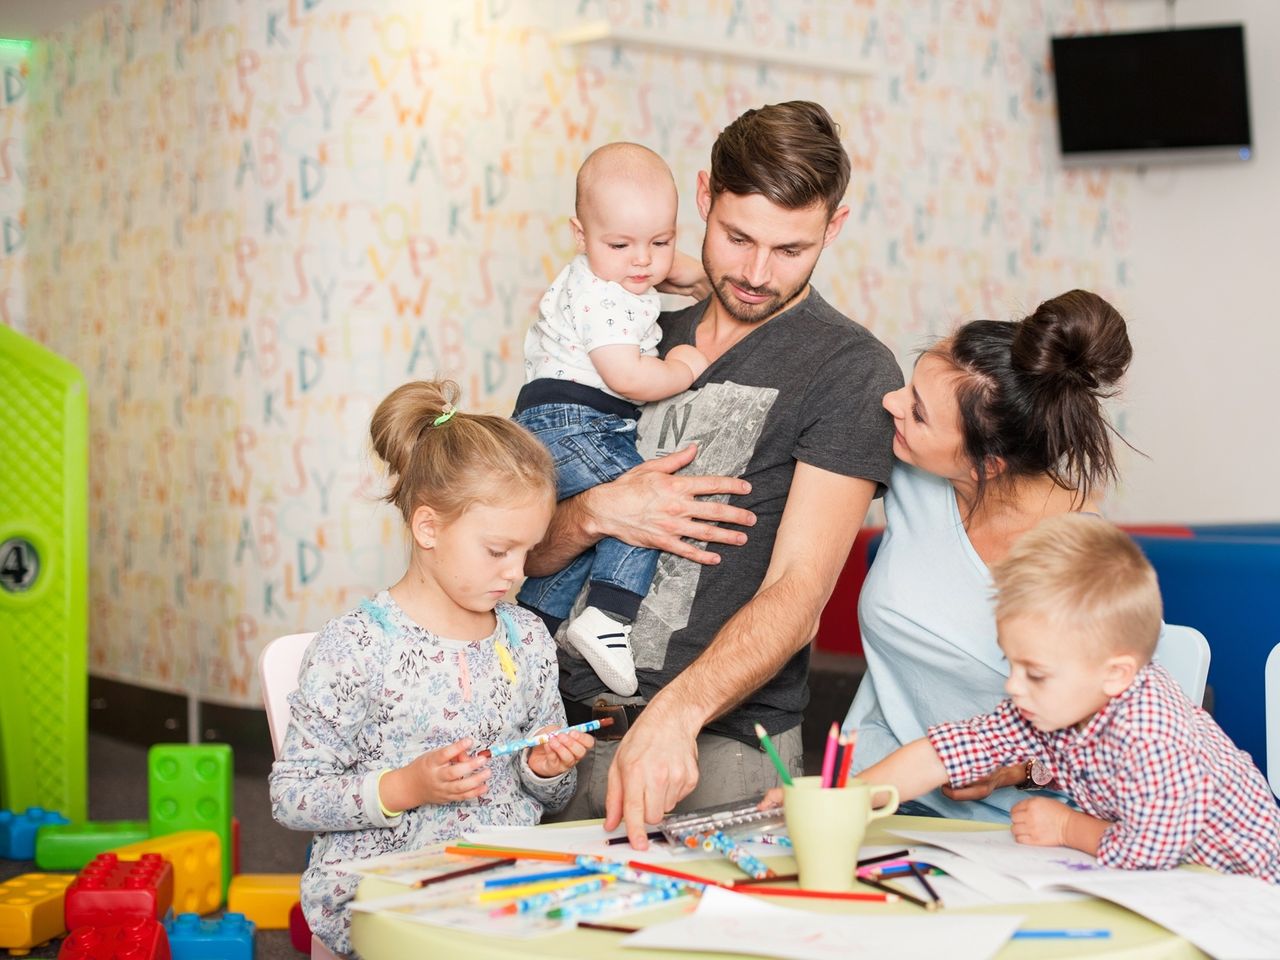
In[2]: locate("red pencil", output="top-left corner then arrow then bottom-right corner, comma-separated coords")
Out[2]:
738,886 -> 898,903
626,860 -> 724,888
836,730 -> 857,788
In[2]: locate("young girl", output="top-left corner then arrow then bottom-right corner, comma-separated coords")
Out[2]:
269,379 -> 594,955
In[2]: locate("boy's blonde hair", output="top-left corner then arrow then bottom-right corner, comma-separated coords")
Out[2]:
370,379 -> 555,523
991,514 -> 1162,658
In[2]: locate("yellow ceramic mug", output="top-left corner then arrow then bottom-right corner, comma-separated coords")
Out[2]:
782,775 -> 900,891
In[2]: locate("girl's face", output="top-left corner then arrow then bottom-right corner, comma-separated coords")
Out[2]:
881,352 -> 971,482
415,494 -> 554,619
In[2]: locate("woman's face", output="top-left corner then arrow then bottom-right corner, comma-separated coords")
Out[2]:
882,352 -> 972,482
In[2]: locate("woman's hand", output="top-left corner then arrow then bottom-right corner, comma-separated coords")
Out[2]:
656,250 -> 710,300
382,738 -> 491,810
940,762 -> 1025,801
527,726 -> 595,778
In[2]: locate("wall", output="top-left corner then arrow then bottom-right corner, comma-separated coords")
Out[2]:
1108,0 -> 1279,523
16,0 -> 1132,706
0,42 -> 26,332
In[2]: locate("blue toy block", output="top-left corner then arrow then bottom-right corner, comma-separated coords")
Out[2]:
163,911 -> 254,960
0,807 -> 70,860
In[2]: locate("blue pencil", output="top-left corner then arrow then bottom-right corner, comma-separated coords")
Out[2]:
1013,930 -> 1111,940
478,717 -> 613,757
484,867 -> 593,888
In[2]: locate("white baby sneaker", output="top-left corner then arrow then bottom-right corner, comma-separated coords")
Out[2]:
565,605 -> 639,697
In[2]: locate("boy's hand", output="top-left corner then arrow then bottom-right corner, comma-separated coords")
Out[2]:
667,344 -> 710,380
1010,796 -> 1071,847
392,738 -> 491,809
527,726 -> 595,778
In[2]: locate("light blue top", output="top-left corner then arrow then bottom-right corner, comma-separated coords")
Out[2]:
843,462 -> 1017,822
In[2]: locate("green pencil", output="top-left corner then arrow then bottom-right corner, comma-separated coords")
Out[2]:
753,723 -> 794,787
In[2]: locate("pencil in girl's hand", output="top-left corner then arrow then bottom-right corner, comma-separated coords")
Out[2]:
820,722 -> 839,788
753,723 -> 794,787
836,729 -> 857,788
477,717 -> 614,758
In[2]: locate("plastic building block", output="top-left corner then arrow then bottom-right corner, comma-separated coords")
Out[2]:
0,872 -> 76,954
0,808 -> 71,860
65,854 -> 174,930
162,912 -> 253,960
226,874 -> 300,930
35,820 -> 151,871
230,817 -> 240,876
58,918 -> 170,959
108,832 -> 221,916
0,325 -> 90,825
147,746 -> 233,897
287,902 -> 309,953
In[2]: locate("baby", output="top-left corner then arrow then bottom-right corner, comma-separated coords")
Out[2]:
513,142 -> 708,697
840,515 -> 1280,881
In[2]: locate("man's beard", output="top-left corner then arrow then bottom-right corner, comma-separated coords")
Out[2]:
702,250 -> 813,325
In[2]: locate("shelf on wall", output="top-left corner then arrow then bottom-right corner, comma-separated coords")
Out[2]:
557,21 -> 877,77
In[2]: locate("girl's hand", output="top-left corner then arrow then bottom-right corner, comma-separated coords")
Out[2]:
386,738 -> 491,810
527,726 -> 595,778
758,787 -> 784,810
1010,796 -> 1071,847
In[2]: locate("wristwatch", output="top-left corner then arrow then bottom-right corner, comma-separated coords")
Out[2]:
1016,758 -> 1052,790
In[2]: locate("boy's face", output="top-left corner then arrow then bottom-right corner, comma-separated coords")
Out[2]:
999,614 -> 1139,732
572,179 -> 677,296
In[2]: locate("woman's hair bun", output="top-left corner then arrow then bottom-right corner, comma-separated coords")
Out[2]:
1011,289 -> 1132,394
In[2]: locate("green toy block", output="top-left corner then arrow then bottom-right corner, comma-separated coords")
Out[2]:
0,324 -> 89,824
148,744 -> 233,896
34,819 -> 151,870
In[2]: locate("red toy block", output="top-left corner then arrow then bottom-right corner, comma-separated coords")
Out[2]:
58,918 -> 170,958
288,901 -> 310,953
65,854 -> 174,930
230,816 -> 240,875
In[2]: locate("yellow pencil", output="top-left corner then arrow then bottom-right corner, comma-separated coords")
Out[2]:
477,874 -> 611,903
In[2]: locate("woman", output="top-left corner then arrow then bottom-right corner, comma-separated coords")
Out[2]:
844,288 -> 1133,821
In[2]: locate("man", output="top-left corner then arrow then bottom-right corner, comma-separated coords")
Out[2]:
523,101 -> 903,847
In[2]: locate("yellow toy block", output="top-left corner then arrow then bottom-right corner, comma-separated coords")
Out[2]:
0,873 -> 75,956
227,873 -> 302,929
110,830 -> 222,915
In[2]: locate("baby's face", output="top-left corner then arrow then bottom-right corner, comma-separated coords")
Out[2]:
575,178 -> 677,295
998,614 -> 1123,732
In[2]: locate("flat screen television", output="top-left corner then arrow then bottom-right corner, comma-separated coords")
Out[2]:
1051,25 -> 1252,166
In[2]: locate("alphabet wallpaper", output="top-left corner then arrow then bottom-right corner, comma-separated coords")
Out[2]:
3,0 -> 1132,706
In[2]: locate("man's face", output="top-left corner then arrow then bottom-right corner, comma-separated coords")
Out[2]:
696,171 -> 848,325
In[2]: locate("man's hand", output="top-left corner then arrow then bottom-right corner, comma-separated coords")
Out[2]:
584,444 -> 755,566
603,710 -> 700,849
1010,797 -> 1072,847
655,250 -> 710,300
941,763 -> 1025,801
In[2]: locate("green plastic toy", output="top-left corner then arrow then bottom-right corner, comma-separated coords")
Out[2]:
34,819 -> 151,870
148,744 -> 234,896
0,324 -> 88,823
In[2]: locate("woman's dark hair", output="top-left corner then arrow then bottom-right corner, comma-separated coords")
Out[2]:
931,289 -> 1133,508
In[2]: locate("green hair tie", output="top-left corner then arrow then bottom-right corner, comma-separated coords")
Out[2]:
433,404 -> 457,427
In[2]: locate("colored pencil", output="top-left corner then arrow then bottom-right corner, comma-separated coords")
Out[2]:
820,722 -> 839,787
579,857 -> 708,891
546,884 -> 691,921
483,866 -> 592,888
410,856 -> 516,888
836,730 -> 856,788
704,831 -> 775,880
606,831 -> 667,845
753,723 -> 794,787
857,849 -> 911,868
859,858 -> 911,876
910,862 -> 943,910
738,886 -> 898,903
477,717 -> 614,758
858,875 -> 930,909
478,873 -> 610,903
445,844 -> 582,864
727,873 -> 799,887
626,861 -> 724,887
490,875 -> 614,916
577,921 -> 642,934
1013,930 -> 1111,940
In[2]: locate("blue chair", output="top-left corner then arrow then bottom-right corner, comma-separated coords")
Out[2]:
1267,643 -> 1280,800
1154,624 -> 1210,706
1132,535 -> 1280,782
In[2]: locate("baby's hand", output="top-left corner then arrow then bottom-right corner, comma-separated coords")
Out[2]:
527,725 -> 595,778
403,738 -> 491,807
667,344 -> 710,380
1010,796 -> 1071,847
758,787 -> 784,810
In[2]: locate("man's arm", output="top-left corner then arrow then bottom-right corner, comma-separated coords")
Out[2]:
605,462 -> 877,845
524,444 -> 757,577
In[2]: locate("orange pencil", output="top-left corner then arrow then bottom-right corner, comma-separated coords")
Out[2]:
445,844 -> 582,864
739,886 -> 898,903
836,730 -> 857,788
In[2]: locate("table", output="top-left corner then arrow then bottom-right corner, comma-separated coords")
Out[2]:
350,816 -> 1207,960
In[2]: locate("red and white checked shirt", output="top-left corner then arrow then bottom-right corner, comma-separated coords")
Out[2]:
928,663 -> 1280,883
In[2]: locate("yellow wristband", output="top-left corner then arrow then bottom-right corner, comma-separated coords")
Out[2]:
376,769 -> 403,819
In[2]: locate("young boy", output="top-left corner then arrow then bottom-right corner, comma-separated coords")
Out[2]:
513,142 -> 709,697
856,514 -> 1280,882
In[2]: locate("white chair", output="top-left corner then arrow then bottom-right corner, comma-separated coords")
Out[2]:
259,632 -> 346,960
1154,624 -> 1211,706
1266,643 -> 1280,800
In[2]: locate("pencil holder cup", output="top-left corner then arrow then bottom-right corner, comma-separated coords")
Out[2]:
782,776 -> 899,891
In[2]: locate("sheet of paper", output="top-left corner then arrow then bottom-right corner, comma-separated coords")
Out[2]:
1062,871 -> 1280,960
891,828 -> 1121,889
624,886 -> 1022,960
907,849 -> 1087,906
335,843 -> 474,885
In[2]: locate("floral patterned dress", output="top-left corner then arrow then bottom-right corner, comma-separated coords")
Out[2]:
268,593 -> 575,955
